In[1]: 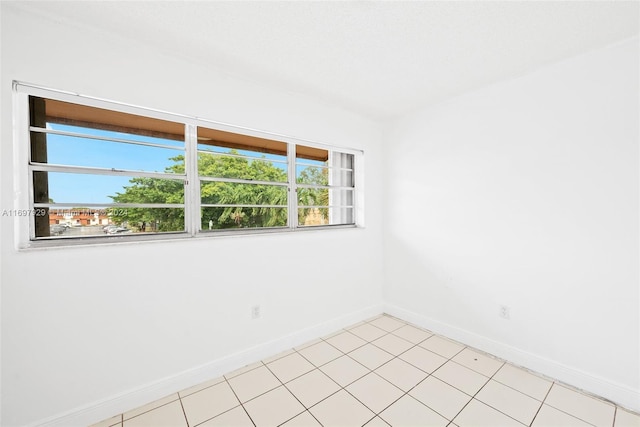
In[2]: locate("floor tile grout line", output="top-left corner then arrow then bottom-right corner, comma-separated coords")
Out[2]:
188,404 -> 247,427
527,380 -> 556,427
344,372 -> 405,421
397,372 -> 462,422
325,352 -> 372,386
280,380 -> 341,425
489,373 -> 551,403
449,359 -> 541,427
320,331 -> 369,354
277,411 -> 323,427
120,394 -> 181,423
368,335 -> 415,356
262,348 -> 296,365
223,360 -> 265,381
227,364 -> 282,405
231,371 -> 281,405
446,369 -> 498,425
474,368 -> 548,405
177,396 -> 191,427
240,404 -> 258,427
542,403 -> 599,427
292,343 -> 343,370
476,377 -> 550,423
545,381 -> 620,420
538,382 -> 601,427
548,379 -> 621,409
221,376 -> 257,427
260,355 -> 313,426
178,377 -> 227,400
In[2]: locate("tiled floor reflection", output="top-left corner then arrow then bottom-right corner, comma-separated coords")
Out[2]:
92,314 -> 640,427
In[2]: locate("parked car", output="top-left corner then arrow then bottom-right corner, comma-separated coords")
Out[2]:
103,225 -> 118,234
108,226 -> 131,235
50,224 -> 67,236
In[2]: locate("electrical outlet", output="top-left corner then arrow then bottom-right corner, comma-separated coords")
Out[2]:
251,305 -> 261,320
499,305 -> 510,320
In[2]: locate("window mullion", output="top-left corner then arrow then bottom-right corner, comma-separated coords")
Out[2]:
185,124 -> 201,236
288,143 -> 298,229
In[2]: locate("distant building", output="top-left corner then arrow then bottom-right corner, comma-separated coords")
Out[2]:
49,209 -> 111,227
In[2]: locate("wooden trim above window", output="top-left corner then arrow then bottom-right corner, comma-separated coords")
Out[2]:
198,127 -> 328,162
198,126 -> 287,157
42,98 -> 185,141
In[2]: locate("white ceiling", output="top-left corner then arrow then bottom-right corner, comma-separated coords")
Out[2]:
8,1 -> 640,120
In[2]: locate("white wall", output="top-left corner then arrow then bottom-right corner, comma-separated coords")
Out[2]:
384,37 -> 639,410
0,6 -> 385,426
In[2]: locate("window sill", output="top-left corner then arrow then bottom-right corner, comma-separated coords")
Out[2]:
17,224 -> 360,251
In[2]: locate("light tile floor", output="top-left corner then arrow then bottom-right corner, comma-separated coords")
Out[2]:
92,314 -> 640,427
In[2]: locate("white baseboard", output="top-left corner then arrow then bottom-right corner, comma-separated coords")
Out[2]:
34,304 -> 384,427
384,303 -> 640,413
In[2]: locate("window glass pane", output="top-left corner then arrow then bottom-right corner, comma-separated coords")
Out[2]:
201,181 -> 287,206
296,166 -> 354,187
298,206 -> 354,226
298,189 -> 353,211
296,164 -> 328,185
336,153 -> 354,170
202,207 -> 287,230
296,147 -> 354,189
197,150 -> 287,182
107,207 -> 185,233
297,187 -> 329,207
35,171 -> 185,205
298,189 -> 354,207
329,188 -> 354,207
44,207 -> 184,238
201,180 -> 288,230
31,128 -> 184,174
329,167 -> 354,187
296,147 -> 355,228
197,126 -> 288,187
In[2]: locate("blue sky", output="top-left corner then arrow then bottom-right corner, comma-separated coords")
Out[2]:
46,124 -> 184,204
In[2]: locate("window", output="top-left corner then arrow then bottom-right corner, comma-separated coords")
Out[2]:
14,83 -> 360,245
28,96 -> 187,239
296,146 -> 355,227
197,126 -> 290,230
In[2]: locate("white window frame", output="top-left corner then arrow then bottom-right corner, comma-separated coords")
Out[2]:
12,81 -> 364,249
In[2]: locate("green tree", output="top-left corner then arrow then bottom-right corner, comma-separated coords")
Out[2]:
110,151 -> 289,231
297,165 -> 329,224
